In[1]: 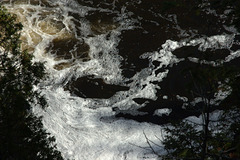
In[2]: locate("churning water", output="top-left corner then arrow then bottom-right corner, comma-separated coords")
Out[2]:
3,0 -> 240,159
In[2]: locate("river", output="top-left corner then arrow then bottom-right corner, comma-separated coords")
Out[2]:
3,0 -> 240,159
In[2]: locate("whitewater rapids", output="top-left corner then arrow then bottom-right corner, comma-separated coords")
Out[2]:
3,0 -> 240,159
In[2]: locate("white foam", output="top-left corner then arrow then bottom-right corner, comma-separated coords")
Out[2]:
4,1 -> 240,160
4,1 -> 166,159
35,31 -> 240,160
33,86 -> 163,160
154,108 -> 172,116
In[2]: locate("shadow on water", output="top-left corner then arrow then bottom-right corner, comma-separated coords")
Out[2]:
66,0 -> 240,124
11,0 -> 238,125
65,76 -> 129,99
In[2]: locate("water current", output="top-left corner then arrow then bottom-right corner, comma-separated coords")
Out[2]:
2,0 -> 240,159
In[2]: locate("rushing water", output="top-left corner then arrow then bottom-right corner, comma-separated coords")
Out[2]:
3,0 -> 240,159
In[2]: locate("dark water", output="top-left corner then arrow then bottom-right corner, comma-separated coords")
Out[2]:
70,0 -> 240,124
3,0 -> 240,159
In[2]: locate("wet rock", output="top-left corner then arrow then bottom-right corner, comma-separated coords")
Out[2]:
53,62 -> 72,70
20,30 -> 42,53
204,48 -> 230,60
172,46 -> 230,60
65,76 -> 129,99
8,0 -> 52,7
21,30 -> 43,52
48,37 -> 90,61
76,0 -> 118,10
38,19 -> 65,35
90,21 -> 118,35
67,12 -> 82,37
29,31 -> 42,45
86,11 -> 118,35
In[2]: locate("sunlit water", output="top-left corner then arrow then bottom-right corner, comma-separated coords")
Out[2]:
3,0 -> 240,159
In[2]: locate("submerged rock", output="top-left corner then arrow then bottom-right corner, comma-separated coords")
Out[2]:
65,76 -> 129,99
38,19 -> 64,35
53,62 -> 73,70
8,0 -> 52,6
20,30 -> 43,52
86,11 -> 119,35
48,37 -> 90,61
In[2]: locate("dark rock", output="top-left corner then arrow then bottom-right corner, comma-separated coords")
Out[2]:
65,76 -> 129,99
48,38 -> 90,61
53,62 -> 72,70
172,46 -> 230,60
133,98 -> 151,105
115,99 -> 195,125
86,11 -> 118,35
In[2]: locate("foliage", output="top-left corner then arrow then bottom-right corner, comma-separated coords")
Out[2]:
0,5 -> 63,159
207,0 -> 240,32
163,121 -> 202,159
162,116 -> 240,160
216,107 -> 240,159
161,63 -> 240,160
141,0 -> 240,159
